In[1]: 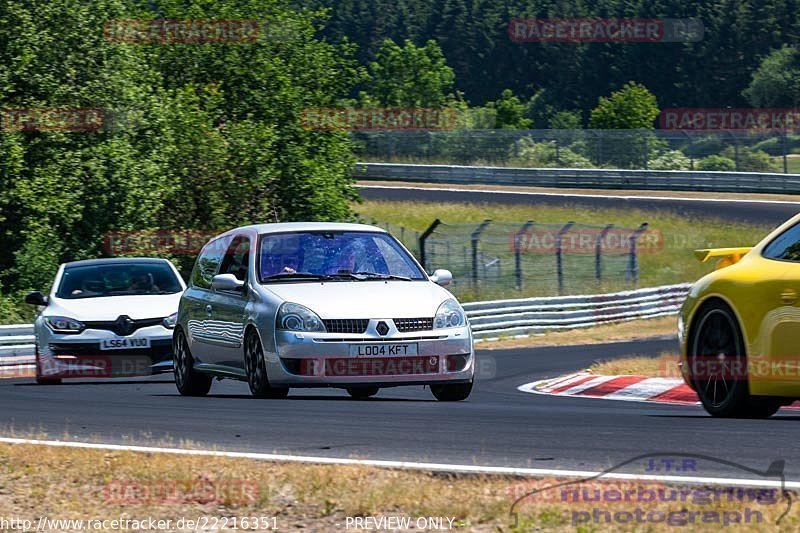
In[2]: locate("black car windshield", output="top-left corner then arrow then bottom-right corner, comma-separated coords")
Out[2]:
56,262 -> 183,299
259,231 -> 426,283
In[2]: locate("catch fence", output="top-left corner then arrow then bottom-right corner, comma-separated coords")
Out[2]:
388,220 -> 654,299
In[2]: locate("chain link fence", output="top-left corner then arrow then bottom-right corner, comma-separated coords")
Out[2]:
352,129 -> 800,173
370,220 -> 652,300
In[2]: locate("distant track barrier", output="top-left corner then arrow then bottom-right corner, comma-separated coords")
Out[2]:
355,162 -> 800,194
463,283 -> 690,339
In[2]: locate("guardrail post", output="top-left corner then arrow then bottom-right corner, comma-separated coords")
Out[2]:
515,221 -> 535,291
595,224 -> 614,281
627,223 -> 649,285
419,219 -> 442,272
556,221 -> 575,295
471,220 -> 492,287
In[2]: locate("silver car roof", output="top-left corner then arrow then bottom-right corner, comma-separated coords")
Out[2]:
227,222 -> 388,236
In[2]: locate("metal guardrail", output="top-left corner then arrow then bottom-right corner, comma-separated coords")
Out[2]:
463,283 -> 690,339
0,284 -> 690,349
0,324 -> 35,359
356,163 -> 800,194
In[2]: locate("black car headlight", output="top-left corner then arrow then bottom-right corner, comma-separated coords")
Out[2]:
45,316 -> 85,334
276,303 -> 326,332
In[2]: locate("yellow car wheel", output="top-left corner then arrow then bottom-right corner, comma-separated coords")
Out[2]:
689,300 -> 781,419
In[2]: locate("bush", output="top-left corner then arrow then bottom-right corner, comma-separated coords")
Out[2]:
648,150 -> 691,170
0,287 -> 31,325
509,138 -> 595,168
752,134 -> 800,155
721,147 -> 781,172
697,155 -> 737,171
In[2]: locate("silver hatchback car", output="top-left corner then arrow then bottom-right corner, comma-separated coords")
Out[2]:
174,222 -> 474,401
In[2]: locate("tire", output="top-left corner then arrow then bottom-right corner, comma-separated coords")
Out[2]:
347,387 -> 379,399
688,301 -> 777,419
244,330 -> 289,399
173,328 -> 212,397
430,380 -> 473,402
35,344 -> 61,385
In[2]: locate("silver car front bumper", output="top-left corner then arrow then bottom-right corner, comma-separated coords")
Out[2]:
267,324 -> 474,387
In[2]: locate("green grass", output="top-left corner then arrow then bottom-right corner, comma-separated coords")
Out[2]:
355,199 -> 774,301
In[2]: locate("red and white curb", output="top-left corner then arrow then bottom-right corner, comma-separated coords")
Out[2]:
520,372 -> 800,409
518,372 -> 700,405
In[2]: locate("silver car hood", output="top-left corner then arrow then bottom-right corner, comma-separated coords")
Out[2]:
264,281 -> 453,319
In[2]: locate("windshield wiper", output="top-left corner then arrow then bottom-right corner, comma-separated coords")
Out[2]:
262,272 -> 333,282
352,271 -> 412,281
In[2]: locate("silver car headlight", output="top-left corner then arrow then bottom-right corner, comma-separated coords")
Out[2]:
276,303 -> 326,332
163,312 -> 178,329
434,299 -> 466,329
45,316 -> 85,334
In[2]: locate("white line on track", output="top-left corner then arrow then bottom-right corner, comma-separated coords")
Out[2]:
0,437 -> 798,490
359,184 -> 800,206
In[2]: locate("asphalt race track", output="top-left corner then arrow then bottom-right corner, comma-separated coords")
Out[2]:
358,185 -> 800,225
2,338 -> 799,483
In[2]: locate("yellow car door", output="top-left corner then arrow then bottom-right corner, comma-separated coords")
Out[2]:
749,222 -> 800,397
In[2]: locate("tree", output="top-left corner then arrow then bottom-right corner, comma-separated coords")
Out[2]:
589,82 -> 660,130
549,110 -> 582,129
743,45 -> 800,108
0,0 -> 361,295
487,89 -> 532,129
361,39 -> 455,107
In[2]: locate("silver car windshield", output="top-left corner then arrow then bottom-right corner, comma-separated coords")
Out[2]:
56,262 -> 183,299
259,231 -> 426,283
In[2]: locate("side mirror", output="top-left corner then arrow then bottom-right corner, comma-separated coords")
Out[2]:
429,269 -> 453,286
211,274 -> 245,292
24,291 -> 48,306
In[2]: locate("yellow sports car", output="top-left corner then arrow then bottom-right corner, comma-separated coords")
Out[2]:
680,213 -> 800,418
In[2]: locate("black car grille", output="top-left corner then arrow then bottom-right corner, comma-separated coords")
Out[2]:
83,316 -> 164,336
394,318 -> 434,332
323,319 -> 369,334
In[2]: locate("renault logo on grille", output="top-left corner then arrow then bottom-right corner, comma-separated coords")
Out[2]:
376,321 -> 390,336
114,315 -> 136,336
